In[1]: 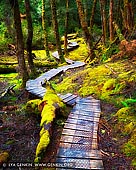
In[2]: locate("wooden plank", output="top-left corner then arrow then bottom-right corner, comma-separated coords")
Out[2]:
60,135 -> 98,149
75,103 -> 101,111
66,117 -> 94,125
67,98 -> 77,106
59,142 -> 92,151
64,122 -> 95,132
56,157 -> 104,169
64,122 -> 99,133
70,109 -> 100,118
63,95 -> 78,103
60,135 -> 94,145
62,129 -> 97,138
57,147 -> 102,159
68,114 -> 100,122
59,93 -> 73,100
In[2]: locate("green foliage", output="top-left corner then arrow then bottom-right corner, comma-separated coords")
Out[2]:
0,73 -> 22,90
121,99 -> 136,107
26,99 -> 41,115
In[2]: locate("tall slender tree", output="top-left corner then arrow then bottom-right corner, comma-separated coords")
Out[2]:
42,0 -> 51,60
100,0 -> 107,44
25,0 -> 36,75
76,0 -> 95,60
90,0 -> 97,32
50,0 -> 65,63
9,0 -> 28,88
64,0 -> 69,57
109,0 -> 114,42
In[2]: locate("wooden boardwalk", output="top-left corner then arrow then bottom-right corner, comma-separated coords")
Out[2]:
56,97 -> 103,169
26,42 -> 104,169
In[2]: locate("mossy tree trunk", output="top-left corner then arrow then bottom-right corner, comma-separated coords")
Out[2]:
64,0 -> 69,57
50,0 -> 66,63
9,0 -> 29,88
109,0 -> 114,42
42,0 -> 51,60
76,0 -> 95,61
25,0 -> 36,75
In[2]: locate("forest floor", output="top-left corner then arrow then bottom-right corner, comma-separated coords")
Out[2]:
0,43 -> 135,170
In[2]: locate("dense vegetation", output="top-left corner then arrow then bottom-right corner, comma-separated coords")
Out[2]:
0,0 -> 136,169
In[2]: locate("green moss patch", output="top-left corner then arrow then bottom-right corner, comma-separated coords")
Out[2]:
0,151 -> 9,166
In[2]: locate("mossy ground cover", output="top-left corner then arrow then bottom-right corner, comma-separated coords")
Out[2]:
55,52 -> 136,167
0,36 -> 136,168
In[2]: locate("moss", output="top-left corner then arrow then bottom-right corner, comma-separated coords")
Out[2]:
35,130 -> 50,158
124,122 -> 135,135
123,129 -> 136,159
40,86 -> 66,126
26,99 -> 42,115
102,79 -> 116,91
40,105 -> 55,126
0,151 -> 9,165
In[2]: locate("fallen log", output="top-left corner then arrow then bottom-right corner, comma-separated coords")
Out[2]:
26,81 -> 66,163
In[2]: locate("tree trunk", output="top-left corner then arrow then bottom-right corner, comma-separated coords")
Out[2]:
42,0 -> 51,61
100,0 -> 107,45
109,0 -> 114,42
76,0 -> 95,61
64,0 -> 69,57
9,0 -> 28,88
50,0 -> 65,63
123,0 -> 134,35
89,0 -> 97,47
90,0 -> 97,32
25,0 -> 36,75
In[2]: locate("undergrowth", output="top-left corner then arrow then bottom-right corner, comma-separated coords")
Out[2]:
55,50 -> 136,167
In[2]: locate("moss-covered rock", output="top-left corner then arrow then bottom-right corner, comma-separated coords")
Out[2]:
0,151 -> 9,166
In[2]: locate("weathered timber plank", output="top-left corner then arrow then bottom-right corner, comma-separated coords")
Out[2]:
70,109 -> 100,118
59,93 -> 73,100
57,147 -> 102,159
75,103 -> 101,112
60,135 -> 98,150
68,114 -> 100,122
66,117 -> 94,125
56,157 -> 104,170
63,95 -> 78,103
67,98 -> 77,106
62,129 -> 97,138
60,135 -> 96,145
64,122 -> 96,132
59,142 -> 93,151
